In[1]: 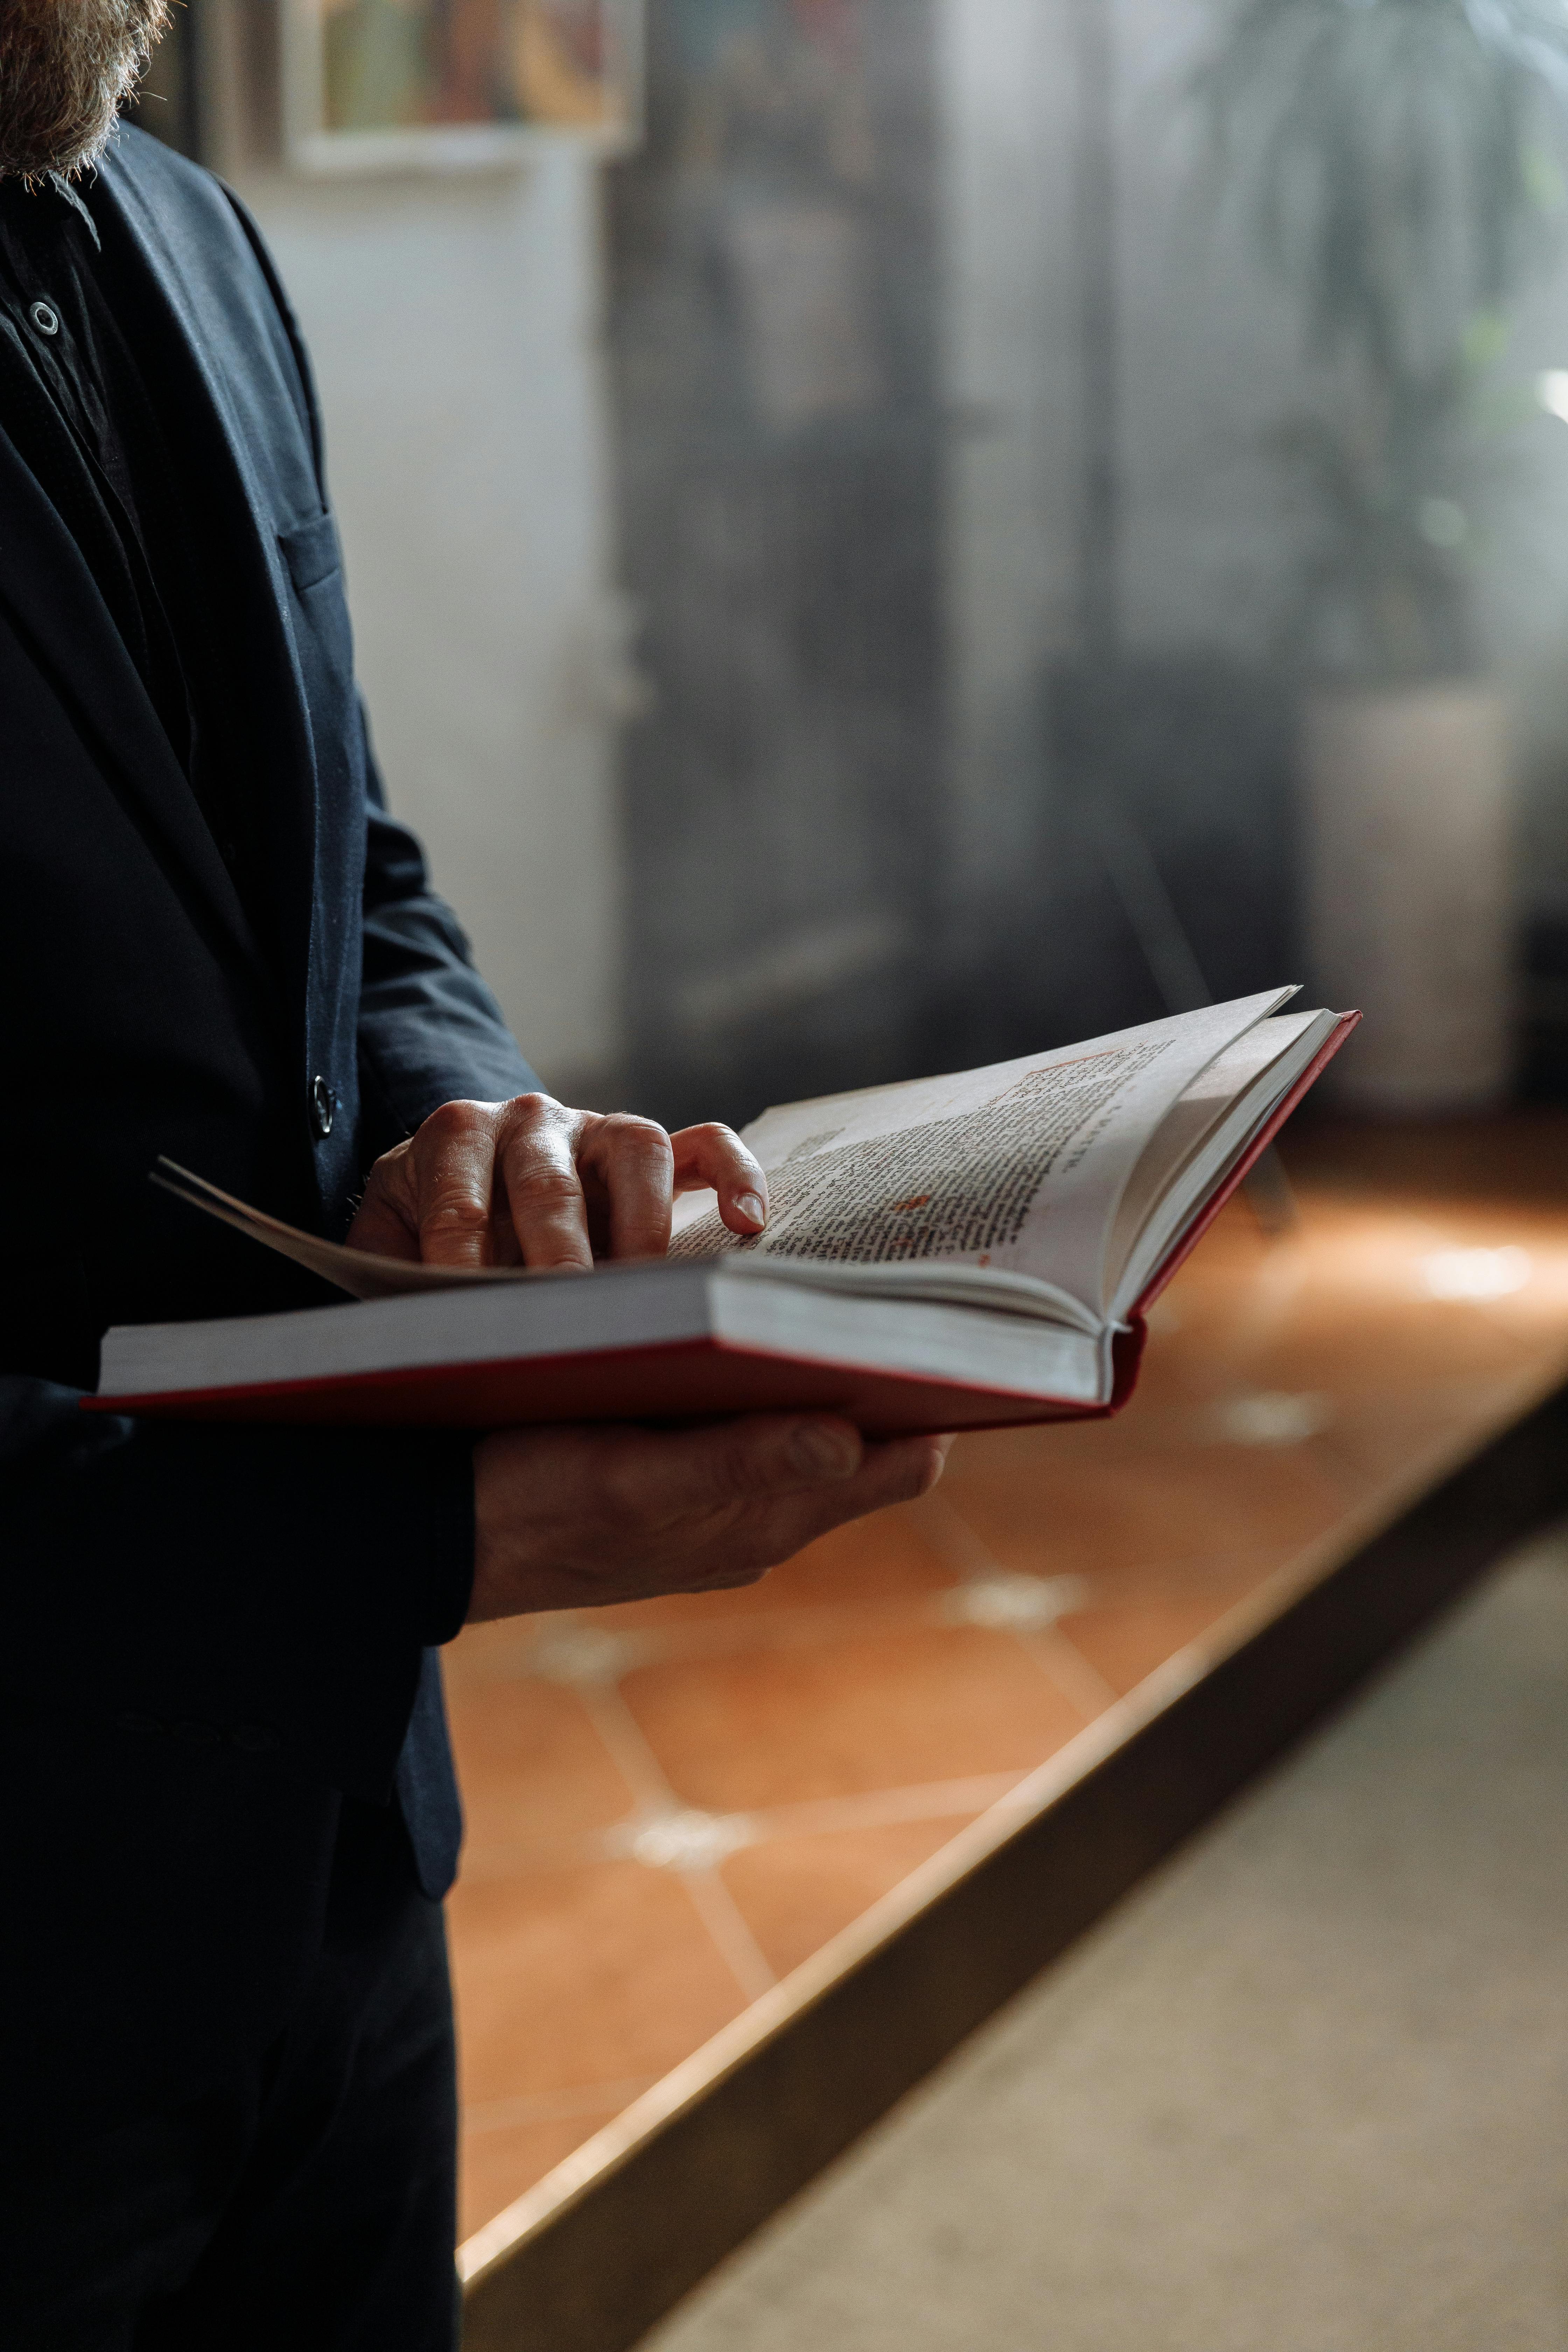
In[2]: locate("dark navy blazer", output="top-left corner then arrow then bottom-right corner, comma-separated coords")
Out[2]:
0,127 -> 537,2125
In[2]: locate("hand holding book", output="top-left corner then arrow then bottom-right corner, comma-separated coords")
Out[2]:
108,992 -> 1357,1436
468,1414 -> 947,1623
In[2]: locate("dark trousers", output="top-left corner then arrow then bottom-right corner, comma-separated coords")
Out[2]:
4,1801 -> 460,2352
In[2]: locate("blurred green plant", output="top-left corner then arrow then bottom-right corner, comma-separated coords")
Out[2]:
1195,0 -> 1568,678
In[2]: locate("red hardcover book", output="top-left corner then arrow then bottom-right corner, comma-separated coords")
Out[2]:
91,994 -> 1358,1438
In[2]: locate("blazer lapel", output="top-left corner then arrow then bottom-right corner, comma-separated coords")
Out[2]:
0,424 -> 262,975
91,147 -> 322,1011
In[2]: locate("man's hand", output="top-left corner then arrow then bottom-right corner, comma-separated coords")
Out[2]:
469,1415 -> 949,1621
351,1100 -> 950,1620
346,1093 -> 768,1270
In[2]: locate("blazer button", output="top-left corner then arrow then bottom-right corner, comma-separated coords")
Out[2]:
309,1075 -> 336,1138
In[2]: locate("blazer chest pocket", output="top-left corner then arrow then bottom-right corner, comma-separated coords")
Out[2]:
279,510 -> 343,595
277,513 -> 355,729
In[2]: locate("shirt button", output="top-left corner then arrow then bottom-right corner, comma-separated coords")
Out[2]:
28,299 -> 59,337
309,1075 -> 336,1138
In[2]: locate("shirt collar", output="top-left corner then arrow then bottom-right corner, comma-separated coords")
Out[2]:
47,170 -> 101,252
0,166 -> 101,257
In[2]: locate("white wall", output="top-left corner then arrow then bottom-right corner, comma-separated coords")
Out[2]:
226,147 -> 628,1093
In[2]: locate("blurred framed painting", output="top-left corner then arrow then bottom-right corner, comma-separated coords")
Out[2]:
283,0 -> 642,172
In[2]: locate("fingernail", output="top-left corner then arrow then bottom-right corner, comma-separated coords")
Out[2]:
790,1422 -> 860,1479
735,1191 -> 766,1228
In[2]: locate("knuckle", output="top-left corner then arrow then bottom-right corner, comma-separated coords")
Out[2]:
421,1098 -> 488,1147
668,1432 -> 761,1522
424,1189 -> 491,1231
505,1091 -> 559,1126
603,1114 -> 673,1159
705,1426 -> 782,1505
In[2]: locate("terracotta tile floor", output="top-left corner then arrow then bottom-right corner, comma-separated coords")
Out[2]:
444,1114 -> 1568,2242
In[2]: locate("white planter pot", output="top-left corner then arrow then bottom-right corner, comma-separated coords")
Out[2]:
1300,681 -> 1514,1114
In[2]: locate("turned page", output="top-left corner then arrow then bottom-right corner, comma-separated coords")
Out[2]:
671,989 -> 1298,1318
1102,1006 -> 1339,1316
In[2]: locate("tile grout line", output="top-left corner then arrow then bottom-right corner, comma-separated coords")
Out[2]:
578,1679 -> 684,1816
582,1655 -> 781,2004
484,1584 -> 1011,1685
922,1487 -> 1120,1720
463,1530 -> 1334,1712
678,1867 -> 778,2004
457,1773 -> 1030,1880
913,1488 -> 997,1581
1023,1625 -> 1121,1720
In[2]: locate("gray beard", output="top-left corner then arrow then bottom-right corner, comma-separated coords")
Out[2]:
0,0 -> 171,182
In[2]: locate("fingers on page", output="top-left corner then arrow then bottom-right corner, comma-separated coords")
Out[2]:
581,1113 -> 676,1260
409,1101 -> 503,1268
497,1099 -> 594,1270
672,1122 -> 770,1232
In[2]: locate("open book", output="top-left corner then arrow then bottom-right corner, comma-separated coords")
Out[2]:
91,990 -> 1357,1436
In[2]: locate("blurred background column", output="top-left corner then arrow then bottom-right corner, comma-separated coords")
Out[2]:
606,0 -> 945,1127
936,0 -> 1079,1045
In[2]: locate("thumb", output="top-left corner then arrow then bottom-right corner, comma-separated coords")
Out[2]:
631,1414 -> 864,1524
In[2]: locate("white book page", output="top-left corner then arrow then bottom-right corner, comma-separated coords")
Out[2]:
1103,1011 -> 1321,1295
148,1160 -> 541,1299
1107,1008 -> 1338,1315
671,989 -> 1299,1319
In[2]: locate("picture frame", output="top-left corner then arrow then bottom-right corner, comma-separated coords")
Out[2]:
282,0 -> 642,175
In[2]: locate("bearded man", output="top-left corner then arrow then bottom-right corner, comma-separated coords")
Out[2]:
0,9 -> 946,2344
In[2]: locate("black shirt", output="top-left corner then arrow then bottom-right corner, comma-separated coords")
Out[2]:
0,171 -> 249,878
